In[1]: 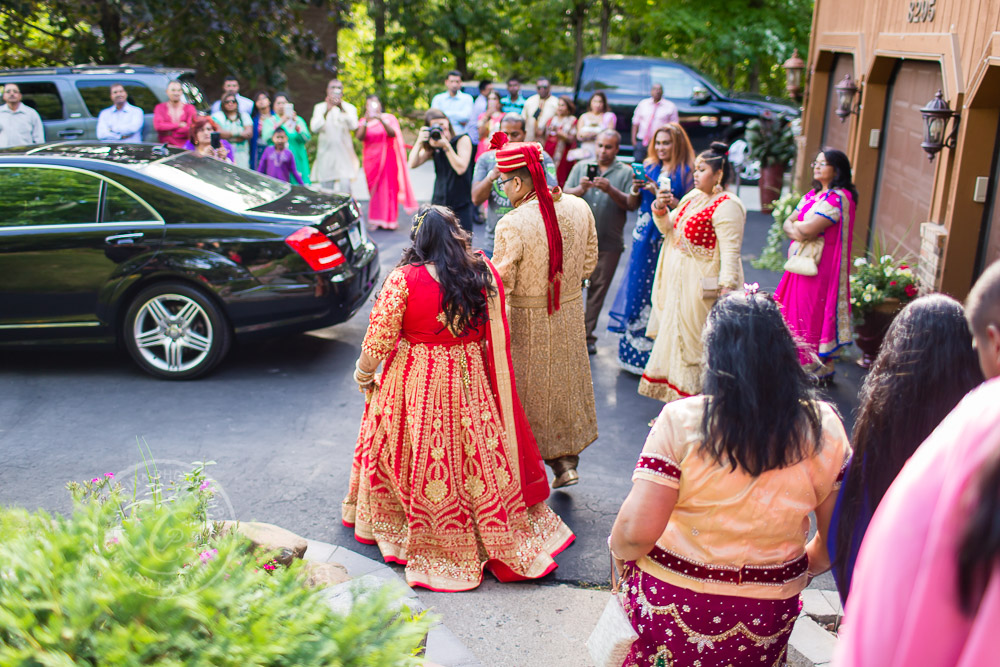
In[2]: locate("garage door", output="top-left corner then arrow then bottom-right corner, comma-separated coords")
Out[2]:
821,54 -> 854,153
870,60 -> 943,259
978,117 -> 1000,274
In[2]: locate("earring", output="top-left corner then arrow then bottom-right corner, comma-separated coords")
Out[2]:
712,179 -> 723,195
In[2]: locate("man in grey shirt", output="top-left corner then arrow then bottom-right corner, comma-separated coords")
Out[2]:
0,83 -> 44,148
470,113 -> 556,257
564,129 -> 640,354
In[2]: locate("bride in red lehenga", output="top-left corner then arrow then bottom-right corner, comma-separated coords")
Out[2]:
342,205 -> 575,592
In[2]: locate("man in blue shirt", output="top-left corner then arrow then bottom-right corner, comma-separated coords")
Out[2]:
500,77 -> 525,114
430,70 -> 474,137
96,83 -> 144,143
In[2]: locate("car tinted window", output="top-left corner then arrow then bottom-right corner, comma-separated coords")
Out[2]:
649,65 -> 700,99
580,61 -> 645,96
13,82 -> 63,121
76,80 -> 159,116
0,167 -> 100,227
140,152 -> 290,211
104,182 -> 157,222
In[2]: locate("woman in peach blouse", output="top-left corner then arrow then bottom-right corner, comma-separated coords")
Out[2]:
609,291 -> 851,666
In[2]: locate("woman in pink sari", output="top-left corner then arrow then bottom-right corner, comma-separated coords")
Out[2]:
833,377 -> 1000,667
774,148 -> 857,384
357,95 -> 417,230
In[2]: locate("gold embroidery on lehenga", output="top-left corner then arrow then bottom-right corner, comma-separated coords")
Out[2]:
344,264 -> 574,589
635,586 -> 796,654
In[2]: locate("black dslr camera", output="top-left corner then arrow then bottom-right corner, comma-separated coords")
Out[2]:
428,126 -> 444,142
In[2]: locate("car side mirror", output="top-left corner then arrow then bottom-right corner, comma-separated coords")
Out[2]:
692,86 -> 711,105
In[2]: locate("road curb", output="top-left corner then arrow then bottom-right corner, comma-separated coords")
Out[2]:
304,539 -> 483,667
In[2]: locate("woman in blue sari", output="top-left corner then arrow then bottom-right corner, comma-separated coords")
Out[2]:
608,123 -> 695,374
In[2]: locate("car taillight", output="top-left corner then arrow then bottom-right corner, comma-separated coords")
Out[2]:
285,227 -> 345,271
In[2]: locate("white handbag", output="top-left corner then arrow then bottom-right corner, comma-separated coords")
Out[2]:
586,555 -> 638,667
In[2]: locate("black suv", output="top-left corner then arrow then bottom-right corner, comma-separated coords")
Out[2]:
574,55 -> 799,157
0,65 -> 207,143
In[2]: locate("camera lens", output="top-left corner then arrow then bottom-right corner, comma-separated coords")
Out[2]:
429,127 -> 443,141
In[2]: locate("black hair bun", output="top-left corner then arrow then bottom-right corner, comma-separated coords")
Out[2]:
709,141 -> 729,156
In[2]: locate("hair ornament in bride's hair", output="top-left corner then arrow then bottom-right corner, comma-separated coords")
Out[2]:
412,209 -> 429,234
744,282 -> 760,298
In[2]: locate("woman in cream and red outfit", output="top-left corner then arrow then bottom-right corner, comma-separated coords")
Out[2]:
611,292 -> 851,666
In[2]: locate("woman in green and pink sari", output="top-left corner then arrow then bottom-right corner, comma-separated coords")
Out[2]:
357,95 -> 417,230
775,148 -> 857,384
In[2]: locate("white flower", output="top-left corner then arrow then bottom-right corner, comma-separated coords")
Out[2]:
854,257 -> 868,267
902,269 -> 914,277
863,293 -> 872,302
880,254 -> 893,263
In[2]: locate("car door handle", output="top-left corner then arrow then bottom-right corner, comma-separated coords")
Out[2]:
105,232 -> 144,245
58,129 -> 85,138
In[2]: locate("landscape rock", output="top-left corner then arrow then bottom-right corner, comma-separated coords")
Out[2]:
302,560 -> 351,588
221,520 -> 308,566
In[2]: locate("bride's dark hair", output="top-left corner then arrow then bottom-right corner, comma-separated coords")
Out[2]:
397,205 -> 495,334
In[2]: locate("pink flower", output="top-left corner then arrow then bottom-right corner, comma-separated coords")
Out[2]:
889,280 -> 897,286
198,548 -> 219,564
900,264 -> 909,269
105,472 -> 114,479
91,478 -> 100,483
905,284 -> 918,297
199,480 -> 211,491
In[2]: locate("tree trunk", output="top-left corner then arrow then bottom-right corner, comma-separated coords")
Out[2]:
97,0 -> 125,64
446,27 -> 468,76
371,0 -> 386,88
327,1 -> 342,76
748,59 -> 760,94
572,0 -> 586,86
599,0 -> 611,55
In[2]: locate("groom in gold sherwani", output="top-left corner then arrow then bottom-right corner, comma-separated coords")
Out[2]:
491,136 -> 599,488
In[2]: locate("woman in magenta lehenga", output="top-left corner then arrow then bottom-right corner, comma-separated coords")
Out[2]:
774,148 -> 857,383
358,94 -> 417,230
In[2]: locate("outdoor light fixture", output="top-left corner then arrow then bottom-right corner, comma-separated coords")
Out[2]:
919,90 -> 960,161
782,49 -> 806,101
834,73 -> 860,122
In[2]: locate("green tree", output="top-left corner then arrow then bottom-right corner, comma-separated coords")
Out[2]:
0,0 -> 326,87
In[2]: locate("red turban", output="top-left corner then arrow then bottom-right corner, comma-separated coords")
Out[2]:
493,133 -> 564,314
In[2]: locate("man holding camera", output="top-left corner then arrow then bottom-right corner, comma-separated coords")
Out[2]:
310,79 -> 359,194
408,109 -> 475,235
563,129 -> 640,355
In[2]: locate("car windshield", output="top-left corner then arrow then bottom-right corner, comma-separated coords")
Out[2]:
140,152 -> 290,211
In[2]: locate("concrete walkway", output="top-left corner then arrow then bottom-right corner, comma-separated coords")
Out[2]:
327,162 -> 845,666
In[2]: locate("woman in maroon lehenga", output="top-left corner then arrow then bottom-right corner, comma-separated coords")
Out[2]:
343,205 -> 574,592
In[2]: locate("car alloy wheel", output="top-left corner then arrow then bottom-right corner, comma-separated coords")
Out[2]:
124,282 -> 230,380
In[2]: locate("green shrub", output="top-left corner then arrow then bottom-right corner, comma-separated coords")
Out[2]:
0,472 -> 431,666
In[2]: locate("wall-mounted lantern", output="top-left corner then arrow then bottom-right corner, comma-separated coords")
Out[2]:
782,49 -> 806,101
919,90 -> 960,161
834,74 -> 860,122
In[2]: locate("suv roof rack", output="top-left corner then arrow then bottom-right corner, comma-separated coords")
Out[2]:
0,64 -> 194,76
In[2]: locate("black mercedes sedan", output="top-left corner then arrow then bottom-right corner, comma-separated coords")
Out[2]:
0,142 -> 380,379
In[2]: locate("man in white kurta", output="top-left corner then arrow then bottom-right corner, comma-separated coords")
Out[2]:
310,79 -> 359,194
